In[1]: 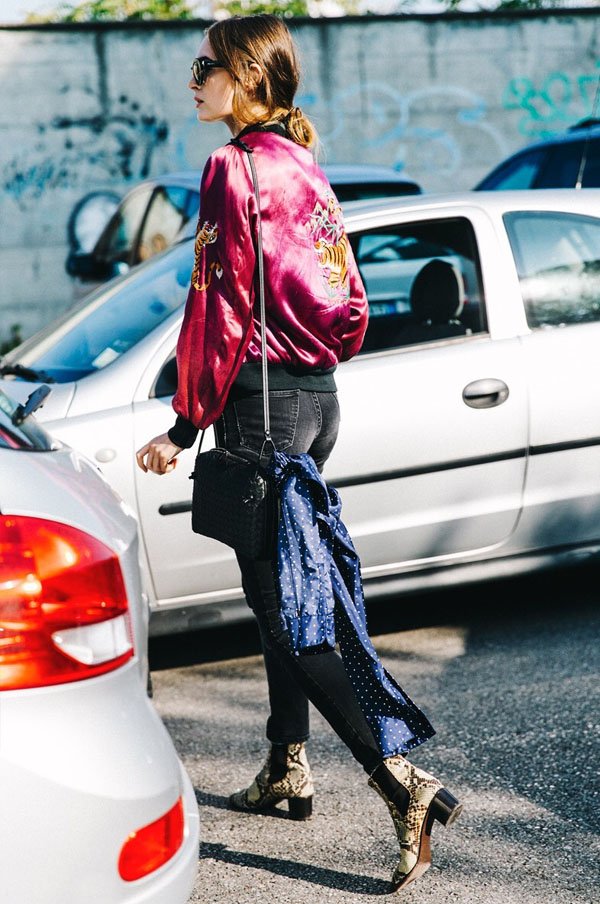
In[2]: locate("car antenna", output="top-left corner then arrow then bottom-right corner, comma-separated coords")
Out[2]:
575,73 -> 600,189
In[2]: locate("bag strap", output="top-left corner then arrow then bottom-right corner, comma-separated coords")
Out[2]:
240,141 -> 272,452
198,136 -> 272,458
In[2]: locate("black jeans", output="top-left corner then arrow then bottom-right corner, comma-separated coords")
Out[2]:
215,389 -> 383,775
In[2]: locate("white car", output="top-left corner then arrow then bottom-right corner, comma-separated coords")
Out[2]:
2,189 -> 600,638
0,385 -> 199,903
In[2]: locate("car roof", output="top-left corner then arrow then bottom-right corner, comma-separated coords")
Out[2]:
322,163 -> 419,186
137,170 -> 202,190
123,163 -> 420,194
500,119 -> 600,155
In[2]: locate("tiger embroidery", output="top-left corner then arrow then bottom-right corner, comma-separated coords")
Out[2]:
314,235 -> 349,291
191,220 -> 222,291
307,195 -> 350,300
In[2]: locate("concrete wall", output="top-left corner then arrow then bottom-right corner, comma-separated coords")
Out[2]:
1,10 -> 599,340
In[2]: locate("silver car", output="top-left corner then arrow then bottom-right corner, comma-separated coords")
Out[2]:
2,189 -> 600,637
0,385 -> 199,902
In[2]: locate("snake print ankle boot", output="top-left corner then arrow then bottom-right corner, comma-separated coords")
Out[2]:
369,755 -> 462,890
229,742 -> 314,820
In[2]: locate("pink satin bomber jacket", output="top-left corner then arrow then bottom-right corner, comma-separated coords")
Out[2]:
171,129 -> 369,435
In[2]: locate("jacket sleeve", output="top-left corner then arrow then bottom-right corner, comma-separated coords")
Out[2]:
170,148 -> 257,444
339,239 -> 369,362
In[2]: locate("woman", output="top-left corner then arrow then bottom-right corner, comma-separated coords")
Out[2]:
136,14 -> 461,891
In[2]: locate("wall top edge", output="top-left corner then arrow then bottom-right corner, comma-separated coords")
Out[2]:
1,8 -> 599,33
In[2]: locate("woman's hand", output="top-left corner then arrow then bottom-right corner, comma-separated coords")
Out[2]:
136,433 -> 182,475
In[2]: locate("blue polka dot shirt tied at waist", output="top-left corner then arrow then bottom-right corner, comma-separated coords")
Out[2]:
268,450 -> 435,758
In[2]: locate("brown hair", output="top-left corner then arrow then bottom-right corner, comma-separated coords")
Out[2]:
206,14 -> 317,149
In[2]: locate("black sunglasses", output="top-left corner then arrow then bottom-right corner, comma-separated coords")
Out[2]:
191,56 -> 225,87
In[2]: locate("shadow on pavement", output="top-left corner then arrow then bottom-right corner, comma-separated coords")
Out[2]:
199,841 -> 391,895
195,787 -> 304,819
149,562 -> 592,671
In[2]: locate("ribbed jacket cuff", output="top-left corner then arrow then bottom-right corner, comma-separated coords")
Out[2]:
167,415 -> 200,449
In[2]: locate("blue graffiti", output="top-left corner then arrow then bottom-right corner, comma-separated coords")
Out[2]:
3,98 -> 169,209
173,81 -> 507,182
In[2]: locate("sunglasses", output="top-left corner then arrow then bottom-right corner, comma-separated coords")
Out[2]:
191,56 -> 225,87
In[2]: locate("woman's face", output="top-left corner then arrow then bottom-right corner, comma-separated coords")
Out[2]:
189,37 -> 238,133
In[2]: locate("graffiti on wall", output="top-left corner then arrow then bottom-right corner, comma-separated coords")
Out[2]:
3,96 -> 169,210
502,61 -> 600,139
7,67 -> 597,214
4,63 -> 597,230
300,82 -> 509,178
171,81 -> 509,185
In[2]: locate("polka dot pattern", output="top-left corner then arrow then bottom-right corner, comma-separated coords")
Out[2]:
268,450 -> 436,758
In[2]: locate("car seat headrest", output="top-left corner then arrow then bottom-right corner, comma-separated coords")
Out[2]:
410,258 -> 465,324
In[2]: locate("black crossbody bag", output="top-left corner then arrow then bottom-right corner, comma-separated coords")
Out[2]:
189,141 -> 278,560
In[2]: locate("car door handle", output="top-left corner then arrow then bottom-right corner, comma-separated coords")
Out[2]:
462,378 -> 509,409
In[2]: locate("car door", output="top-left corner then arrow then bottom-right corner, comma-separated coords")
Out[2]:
131,331 -> 243,608
503,207 -> 600,548
327,210 -> 529,579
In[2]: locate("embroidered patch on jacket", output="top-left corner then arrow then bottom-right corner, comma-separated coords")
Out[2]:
307,195 -> 350,300
191,220 -> 222,291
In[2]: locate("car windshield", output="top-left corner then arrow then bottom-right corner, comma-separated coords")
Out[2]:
0,388 -> 56,451
8,240 -> 193,383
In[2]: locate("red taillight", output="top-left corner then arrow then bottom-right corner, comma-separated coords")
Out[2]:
0,515 -> 133,690
118,797 -> 185,881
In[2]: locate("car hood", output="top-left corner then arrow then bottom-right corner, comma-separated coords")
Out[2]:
0,378 -> 75,421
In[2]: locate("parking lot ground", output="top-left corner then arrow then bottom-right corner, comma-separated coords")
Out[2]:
150,568 -> 600,904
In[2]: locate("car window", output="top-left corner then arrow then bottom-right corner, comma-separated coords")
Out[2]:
0,388 -> 55,451
350,217 -> 486,353
578,138 -> 600,187
477,149 -> 545,190
17,241 -> 193,382
95,186 -> 154,264
535,141 -> 589,188
134,187 -> 192,265
504,211 -> 600,328
536,137 -> 600,188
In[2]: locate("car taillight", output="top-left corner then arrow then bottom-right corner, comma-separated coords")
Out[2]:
0,515 -> 133,690
118,797 -> 185,881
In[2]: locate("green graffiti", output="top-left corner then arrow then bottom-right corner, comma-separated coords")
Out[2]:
503,62 -> 600,139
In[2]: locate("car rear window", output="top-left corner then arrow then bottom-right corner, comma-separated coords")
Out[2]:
334,181 -> 421,202
535,141 -> 586,188
537,139 -> 600,188
475,149 -> 545,190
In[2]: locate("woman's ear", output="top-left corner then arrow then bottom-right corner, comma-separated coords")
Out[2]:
245,61 -> 263,92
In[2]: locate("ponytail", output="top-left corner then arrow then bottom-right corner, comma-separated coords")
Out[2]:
208,16 -> 321,153
284,106 -> 318,150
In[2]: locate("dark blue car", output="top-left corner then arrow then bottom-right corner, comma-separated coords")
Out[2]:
475,118 -> 600,191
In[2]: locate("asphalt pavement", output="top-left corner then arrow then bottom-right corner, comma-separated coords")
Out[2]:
150,567 -> 599,904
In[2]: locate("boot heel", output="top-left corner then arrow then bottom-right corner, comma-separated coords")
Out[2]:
288,796 -> 313,820
430,788 -> 462,827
